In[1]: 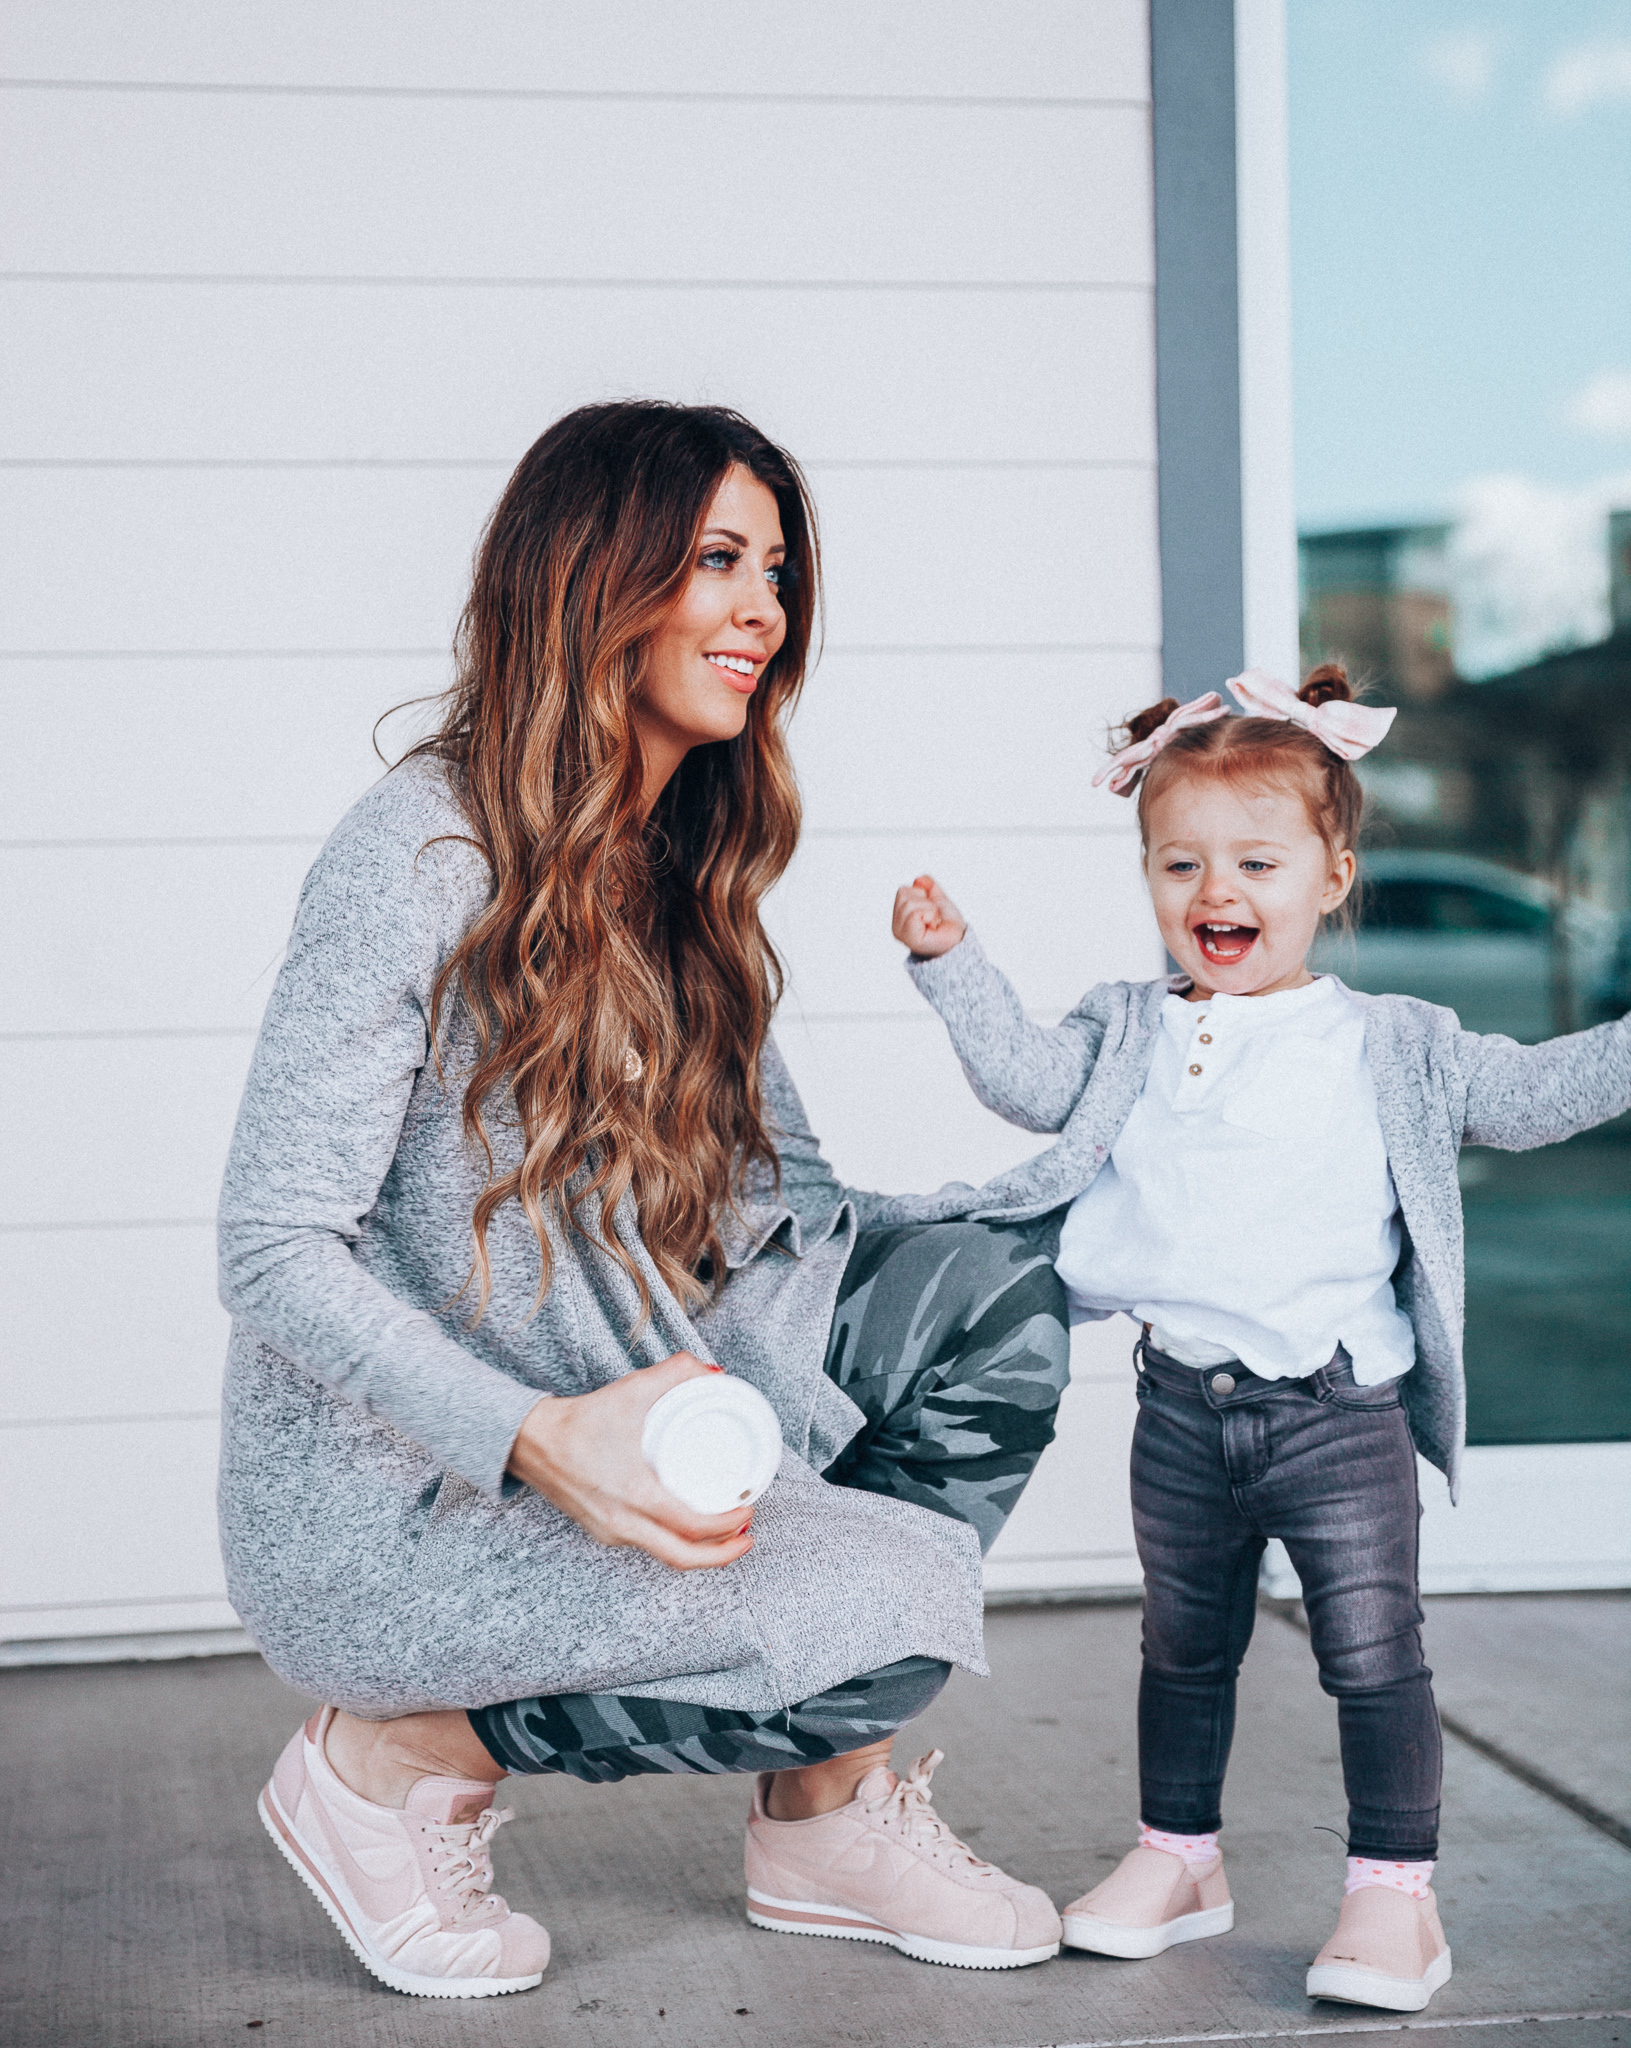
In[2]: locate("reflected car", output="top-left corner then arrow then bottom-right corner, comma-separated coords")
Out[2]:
1314,850 -> 1622,1042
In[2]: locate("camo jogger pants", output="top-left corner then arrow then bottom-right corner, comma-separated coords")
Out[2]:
470,1215 -> 1070,1781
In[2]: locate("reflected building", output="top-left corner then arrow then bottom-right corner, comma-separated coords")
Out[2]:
1300,522 -> 1457,703
1301,511 -> 1631,1033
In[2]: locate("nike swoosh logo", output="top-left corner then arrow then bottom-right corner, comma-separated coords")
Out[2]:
296,1754 -> 422,1927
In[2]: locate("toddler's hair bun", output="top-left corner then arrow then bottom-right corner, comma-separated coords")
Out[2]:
1119,696 -> 1180,747
1298,661 -> 1352,709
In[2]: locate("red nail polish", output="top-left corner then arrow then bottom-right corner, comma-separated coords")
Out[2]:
706,1364 -> 725,1374
738,1522 -> 752,1535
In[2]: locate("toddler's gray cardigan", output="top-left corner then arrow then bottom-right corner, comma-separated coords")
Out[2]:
889,932 -> 1631,1500
216,760 -> 987,1719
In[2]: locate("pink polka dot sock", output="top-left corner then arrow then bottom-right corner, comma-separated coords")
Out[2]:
1345,1855 -> 1435,1900
1139,1823 -> 1220,1867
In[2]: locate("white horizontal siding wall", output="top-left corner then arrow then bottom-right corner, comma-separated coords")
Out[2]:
0,1 -> 1162,1651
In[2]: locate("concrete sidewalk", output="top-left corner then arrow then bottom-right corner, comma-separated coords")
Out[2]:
3,1595 -> 1627,2048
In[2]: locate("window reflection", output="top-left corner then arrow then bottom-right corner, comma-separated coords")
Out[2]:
1305,525 -> 1631,1449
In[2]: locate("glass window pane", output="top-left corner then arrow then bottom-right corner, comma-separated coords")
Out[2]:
1291,4 -> 1631,1449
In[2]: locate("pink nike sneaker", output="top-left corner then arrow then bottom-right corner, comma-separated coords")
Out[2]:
744,1748 -> 1061,1970
1306,1884 -> 1452,2011
258,1707 -> 550,1997
1062,1844 -> 1234,1958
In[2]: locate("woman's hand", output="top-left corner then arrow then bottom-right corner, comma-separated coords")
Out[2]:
506,1351 -> 758,1571
892,873 -> 967,959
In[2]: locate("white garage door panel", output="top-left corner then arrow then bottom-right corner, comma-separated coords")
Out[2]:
3,283 -> 1156,468
1,1035 -> 252,1227
740,459 -> 1155,655
0,0 -> 1149,101
4,1 -> 1166,1651
794,648 -> 1163,835
0,657 -> 442,843
1,466 -> 1161,654
0,1224 -> 224,1424
770,832 -> 1161,1020
1418,1445 -> 1631,1594
773,1013 -> 1059,1200
0,1415 -> 227,1616
1,94 -> 1152,288
0,648 -> 1157,845
985,1319 -> 1141,1596
0,1597 -> 243,1647
0,467 -> 492,654
2,841 -> 310,1035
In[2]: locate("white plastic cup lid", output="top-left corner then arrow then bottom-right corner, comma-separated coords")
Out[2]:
641,1374 -> 783,1517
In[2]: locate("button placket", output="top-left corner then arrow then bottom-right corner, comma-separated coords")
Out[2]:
1184,1013 -> 1213,1080
1174,1009 -> 1214,1102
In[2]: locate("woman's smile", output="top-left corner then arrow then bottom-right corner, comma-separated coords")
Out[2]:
703,648 -> 766,691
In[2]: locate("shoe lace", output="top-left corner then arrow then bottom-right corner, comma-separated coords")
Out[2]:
861,1750 -> 994,1873
424,1804 -> 514,1918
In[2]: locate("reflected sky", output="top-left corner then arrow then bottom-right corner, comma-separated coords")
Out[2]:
1290,0 -> 1631,528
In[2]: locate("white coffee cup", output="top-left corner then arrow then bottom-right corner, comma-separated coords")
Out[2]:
641,1373 -> 783,1516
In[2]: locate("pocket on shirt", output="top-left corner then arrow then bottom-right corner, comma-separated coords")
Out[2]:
1219,1036 -> 1342,1143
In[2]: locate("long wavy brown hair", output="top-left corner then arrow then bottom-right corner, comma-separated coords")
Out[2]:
410,401 -> 819,1322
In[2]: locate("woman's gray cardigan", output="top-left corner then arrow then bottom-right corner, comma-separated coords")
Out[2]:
217,759 -> 987,1720
892,932 -> 1631,1501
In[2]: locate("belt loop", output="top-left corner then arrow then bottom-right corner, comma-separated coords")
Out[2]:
1134,1323 -> 1150,1374
1312,1341 -> 1344,1397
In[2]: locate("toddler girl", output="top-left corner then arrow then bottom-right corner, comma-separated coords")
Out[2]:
890,666 -> 1631,2012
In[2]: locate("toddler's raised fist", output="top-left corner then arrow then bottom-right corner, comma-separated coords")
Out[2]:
892,874 -> 967,959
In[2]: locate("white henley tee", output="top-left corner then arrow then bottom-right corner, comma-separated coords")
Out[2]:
1053,975 -> 1417,1384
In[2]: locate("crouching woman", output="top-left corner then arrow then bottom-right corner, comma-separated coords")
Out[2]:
217,400 -> 1071,1997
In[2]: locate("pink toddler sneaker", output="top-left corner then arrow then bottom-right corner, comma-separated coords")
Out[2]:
744,1748 -> 1061,1970
258,1706 -> 550,1998
1306,1884 -> 1451,2010
1062,1844 -> 1234,1958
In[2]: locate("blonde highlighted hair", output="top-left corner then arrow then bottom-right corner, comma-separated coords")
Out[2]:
408,401 -> 819,1322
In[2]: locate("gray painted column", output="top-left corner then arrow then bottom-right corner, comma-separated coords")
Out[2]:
1150,0 -> 1245,701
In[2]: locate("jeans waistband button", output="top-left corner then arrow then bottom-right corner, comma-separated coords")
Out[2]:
1210,1372 -> 1236,1395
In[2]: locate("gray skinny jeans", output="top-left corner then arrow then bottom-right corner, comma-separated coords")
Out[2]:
1132,1335 -> 1441,1860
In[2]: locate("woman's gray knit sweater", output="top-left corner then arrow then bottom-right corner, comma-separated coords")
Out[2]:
216,759 -> 986,1719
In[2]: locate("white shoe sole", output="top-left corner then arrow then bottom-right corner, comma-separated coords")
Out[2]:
746,1886 -> 1059,1970
1062,1900 -> 1235,1958
1306,1945 -> 1451,2012
258,1784 -> 545,1998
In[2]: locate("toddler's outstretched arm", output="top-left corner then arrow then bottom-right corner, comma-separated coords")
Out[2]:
892,873 -> 1105,1133
1459,1011 -> 1631,1150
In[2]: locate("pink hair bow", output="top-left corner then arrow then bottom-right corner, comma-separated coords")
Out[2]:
1225,668 -> 1396,760
1092,691 -> 1231,795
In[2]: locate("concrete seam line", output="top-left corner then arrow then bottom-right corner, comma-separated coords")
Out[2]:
1029,2009 -> 1631,2048
1434,1712 -> 1631,1852
1265,1602 -> 1631,1851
